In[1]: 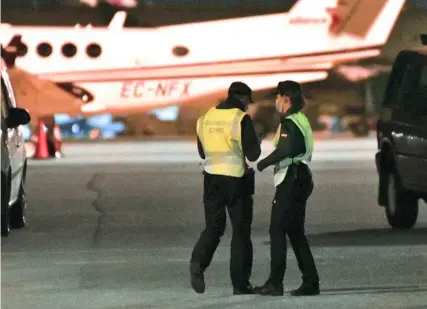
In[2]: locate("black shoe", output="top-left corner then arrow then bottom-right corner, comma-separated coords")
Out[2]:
253,283 -> 284,296
233,283 -> 255,295
190,263 -> 205,294
290,282 -> 320,296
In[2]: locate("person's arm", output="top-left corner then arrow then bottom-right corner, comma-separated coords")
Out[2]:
257,120 -> 305,170
241,115 -> 261,162
197,135 -> 205,159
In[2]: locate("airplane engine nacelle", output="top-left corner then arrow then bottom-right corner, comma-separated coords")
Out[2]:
55,82 -> 95,103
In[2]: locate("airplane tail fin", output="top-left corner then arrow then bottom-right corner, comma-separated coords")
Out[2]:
288,0 -> 335,18
1,35 -> 23,68
288,0 -> 404,44
108,11 -> 127,30
327,0 -> 405,43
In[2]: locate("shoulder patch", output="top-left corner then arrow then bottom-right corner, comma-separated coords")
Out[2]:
281,133 -> 288,137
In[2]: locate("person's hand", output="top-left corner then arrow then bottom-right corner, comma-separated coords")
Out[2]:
257,161 -> 266,172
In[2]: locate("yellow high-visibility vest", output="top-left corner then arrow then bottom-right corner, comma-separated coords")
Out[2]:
272,112 -> 313,187
197,107 -> 247,177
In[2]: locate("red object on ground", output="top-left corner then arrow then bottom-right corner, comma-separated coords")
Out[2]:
33,120 -> 49,159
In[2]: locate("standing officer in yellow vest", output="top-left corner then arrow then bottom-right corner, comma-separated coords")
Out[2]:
254,80 -> 320,297
190,82 -> 261,295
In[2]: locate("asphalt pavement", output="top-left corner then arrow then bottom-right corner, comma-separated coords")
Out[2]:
2,139 -> 427,309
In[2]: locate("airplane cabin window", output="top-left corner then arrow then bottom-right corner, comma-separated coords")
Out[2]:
172,46 -> 189,57
17,42 -> 28,57
62,43 -> 77,58
86,43 -> 102,58
37,42 -> 53,57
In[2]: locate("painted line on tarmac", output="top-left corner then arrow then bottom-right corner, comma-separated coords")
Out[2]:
165,251 -> 427,263
54,259 -> 127,265
28,152 -> 375,166
3,245 -> 425,257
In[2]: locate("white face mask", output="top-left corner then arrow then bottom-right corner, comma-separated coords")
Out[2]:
275,98 -> 283,113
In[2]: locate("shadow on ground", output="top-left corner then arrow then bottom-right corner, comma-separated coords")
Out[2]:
262,228 -> 427,247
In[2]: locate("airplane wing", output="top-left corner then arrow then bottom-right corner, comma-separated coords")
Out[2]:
8,67 -> 86,117
2,35 -> 87,117
39,59 -> 332,83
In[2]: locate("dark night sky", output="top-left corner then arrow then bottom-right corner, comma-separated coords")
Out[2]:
1,0 -> 424,27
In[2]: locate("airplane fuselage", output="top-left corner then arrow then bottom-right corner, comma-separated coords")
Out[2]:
0,0 -> 405,116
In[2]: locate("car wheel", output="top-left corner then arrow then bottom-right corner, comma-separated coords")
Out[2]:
385,169 -> 418,230
10,179 -> 27,229
1,172 -> 11,237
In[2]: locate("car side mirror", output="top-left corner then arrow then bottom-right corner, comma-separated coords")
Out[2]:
6,107 -> 31,129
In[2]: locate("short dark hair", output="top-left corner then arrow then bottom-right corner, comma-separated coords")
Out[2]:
228,81 -> 253,103
289,93 -> 305,111
233,93 -> 252,105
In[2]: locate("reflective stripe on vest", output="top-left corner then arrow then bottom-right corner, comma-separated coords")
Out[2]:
272,112 -> 313,187
197,107 -> 246,177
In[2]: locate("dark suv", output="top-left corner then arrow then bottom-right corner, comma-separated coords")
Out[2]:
375,37 -> 427,230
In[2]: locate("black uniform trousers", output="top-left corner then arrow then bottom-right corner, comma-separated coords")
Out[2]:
190,172 -> 253,289
267,163 -> 319,285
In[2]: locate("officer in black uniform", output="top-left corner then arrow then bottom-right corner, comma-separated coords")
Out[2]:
190,82 -> 262,295
254,81 -> 320,297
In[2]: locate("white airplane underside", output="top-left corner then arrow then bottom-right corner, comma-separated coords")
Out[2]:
78,71 -> 330,114
0,0 -> 405,117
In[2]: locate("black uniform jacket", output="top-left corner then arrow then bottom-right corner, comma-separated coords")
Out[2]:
196,97 -> 261,162
257,107 -> 306,170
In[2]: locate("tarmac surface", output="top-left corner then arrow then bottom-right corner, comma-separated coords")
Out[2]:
2,138 -> 427,309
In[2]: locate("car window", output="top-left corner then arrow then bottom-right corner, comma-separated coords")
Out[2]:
382,55 -> 407,108
419,65 -> 427,88
397,65 -> 415,108
415,65 -> 427,117
1,79 -> 9,120
402,62 -> 427,117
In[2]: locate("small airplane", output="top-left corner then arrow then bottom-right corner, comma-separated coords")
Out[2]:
0,0 -> 405,117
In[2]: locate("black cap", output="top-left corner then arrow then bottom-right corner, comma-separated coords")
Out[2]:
228,82 -> 253,103
275,80 -> 302,97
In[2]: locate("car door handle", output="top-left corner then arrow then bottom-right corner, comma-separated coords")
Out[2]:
16,141 -> 21,147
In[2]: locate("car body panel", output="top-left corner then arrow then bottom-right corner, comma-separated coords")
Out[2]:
1,60 -> 27,207
376,49 -> 427,195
